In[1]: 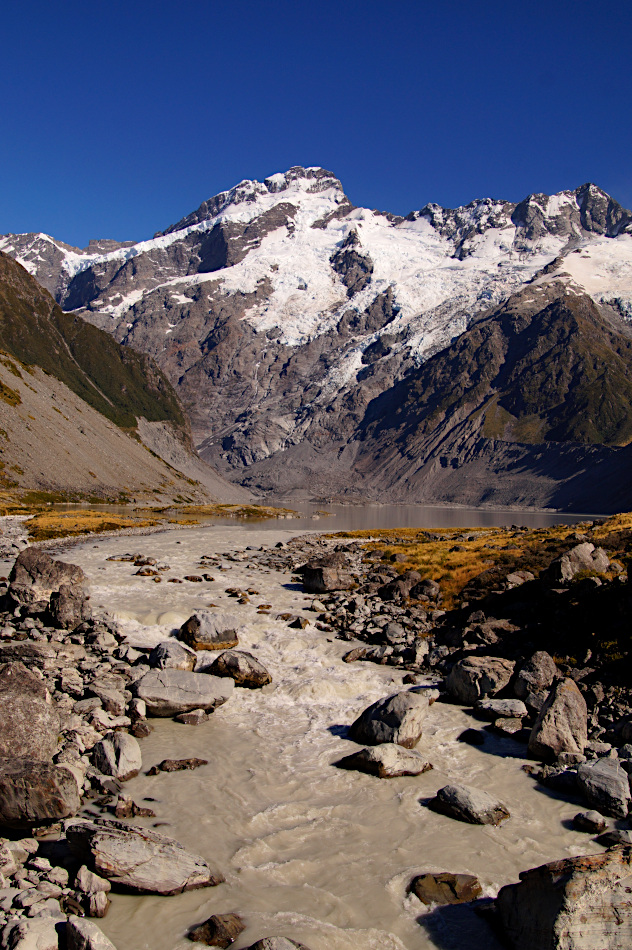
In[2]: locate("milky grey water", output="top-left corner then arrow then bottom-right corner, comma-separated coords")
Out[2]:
56,522 -> 602,950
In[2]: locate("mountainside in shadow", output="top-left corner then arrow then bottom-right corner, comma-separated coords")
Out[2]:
0,253 -> 249,502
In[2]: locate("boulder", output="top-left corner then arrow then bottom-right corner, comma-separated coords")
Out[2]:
1,916 -> 60,950
546,542 -> 610,584
475,698 -> 527,720
446,656 -> 515,705
0,760 -> 81,826
8,548 -> 89,622
429,783 -> 510,825
66,819 -> 224,895
244,941 -> 311,950
410,871 -> 482,905
131,669 -> 233,717
514,652 -> 557,702
572,810 -> 607,833
576,758 -> 631,818
528,678 -> 587,762
0,661 -> 61,761
66,917 -> 117,950
188,914 -> 245,947
0,641 -> 86,671
299,553 -> 355,593
177,611 -> 241,651
91,733 -> 142,782
335,744 -> 433,778
377,570 -> 422,602
208,651 -> 272,688
496,849 -> 632,950
49,584 -> 91,629
148,640 -> 197,672
348,689 -> 436,748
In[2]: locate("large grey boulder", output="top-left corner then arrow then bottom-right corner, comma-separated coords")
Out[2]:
576,758 -> 631,818
430,783 -> 510,825
208,650 -> 272,688
348,689 -> 436,748
335,743 -> 432,778
8,548 -> 90,625
514,651 -> 557,702
1,916 -> 60,950
66,819 -> 224,895
0,760 -> 81,826
496,849 -> 632,949
446,656 -> 515,705
528,678 -> 587,762
546,542 -> 610,584
131,669 -> 233,717
92,733 -> 142,782
0,661 -> 61,761
177,611 -> 241,651
66,917 -> 117,950
299,553 -> 355,593
148,639 -> 196,672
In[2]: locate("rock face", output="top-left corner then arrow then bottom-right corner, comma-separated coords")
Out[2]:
66,917 -> 118,950
335,744 -> 433,778
0,759 -> 81,826
410,871 -> 482,905
0,661 -> 61,760
177,611 -> 241,651
576,759 -> 631,818
209,650 -> 272,688
348,689 -> 435,748
8,548 -> 90,625
1,916 -> 60,950
446,656 -> 515,705
546,542 -> 610,583
430,783 -> 510,825
92,732 -> 142,782
528,678 -> 587,762
496,849 -> 632,950
514,651 -> 557,704
148,639 -> 197,672
66,819 -> 224,895
299,553 -> 356,593
132,669 -> 234,716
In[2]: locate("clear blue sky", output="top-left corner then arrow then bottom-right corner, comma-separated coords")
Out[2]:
2,0 -> 631,248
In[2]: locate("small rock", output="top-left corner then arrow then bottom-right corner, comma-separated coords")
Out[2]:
335,744 -> 432,778
147,758 -> 208,775
188,913 -> 245,947
446,656 -> 515,705
576,758 -> 631,818
409,871 -> 482,905
177,611 -> 241,651
148,640 -> 196,672
208,651 -> 271,688
572,810 -> 607,833
528,678 -> 587,762
429,783 -> 510,826
348,689 -> 436,748
66,916 -> 118,950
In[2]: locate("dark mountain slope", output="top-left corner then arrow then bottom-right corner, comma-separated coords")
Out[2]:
350,279 -> 632,511
0,252 -> 187,435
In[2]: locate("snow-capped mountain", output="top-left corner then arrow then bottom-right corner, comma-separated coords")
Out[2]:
2,167 -> 632,503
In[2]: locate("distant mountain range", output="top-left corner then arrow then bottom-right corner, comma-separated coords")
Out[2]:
2,167 -> 631,510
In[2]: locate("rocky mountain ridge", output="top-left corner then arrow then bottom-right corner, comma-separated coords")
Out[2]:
1,168 -> 631,507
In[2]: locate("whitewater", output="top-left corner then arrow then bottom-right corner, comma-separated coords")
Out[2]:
44,522 -> 605,950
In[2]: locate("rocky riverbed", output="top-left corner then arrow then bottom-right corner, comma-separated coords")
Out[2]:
0,520 -> 631,950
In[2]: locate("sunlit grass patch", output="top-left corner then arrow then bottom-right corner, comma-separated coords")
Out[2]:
26,510 -> 160,542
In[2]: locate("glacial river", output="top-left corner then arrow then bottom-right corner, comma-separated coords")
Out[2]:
54,519 -> 603,950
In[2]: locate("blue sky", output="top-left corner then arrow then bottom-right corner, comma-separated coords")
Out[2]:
2,0 -> 631,247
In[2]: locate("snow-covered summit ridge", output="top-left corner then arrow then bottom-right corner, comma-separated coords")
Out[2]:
0,170 -> 630,355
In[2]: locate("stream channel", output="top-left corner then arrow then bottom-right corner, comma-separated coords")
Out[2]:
48,506 -> 604,950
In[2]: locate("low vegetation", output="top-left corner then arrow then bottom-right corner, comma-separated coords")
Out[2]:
336,513 -> 632,608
